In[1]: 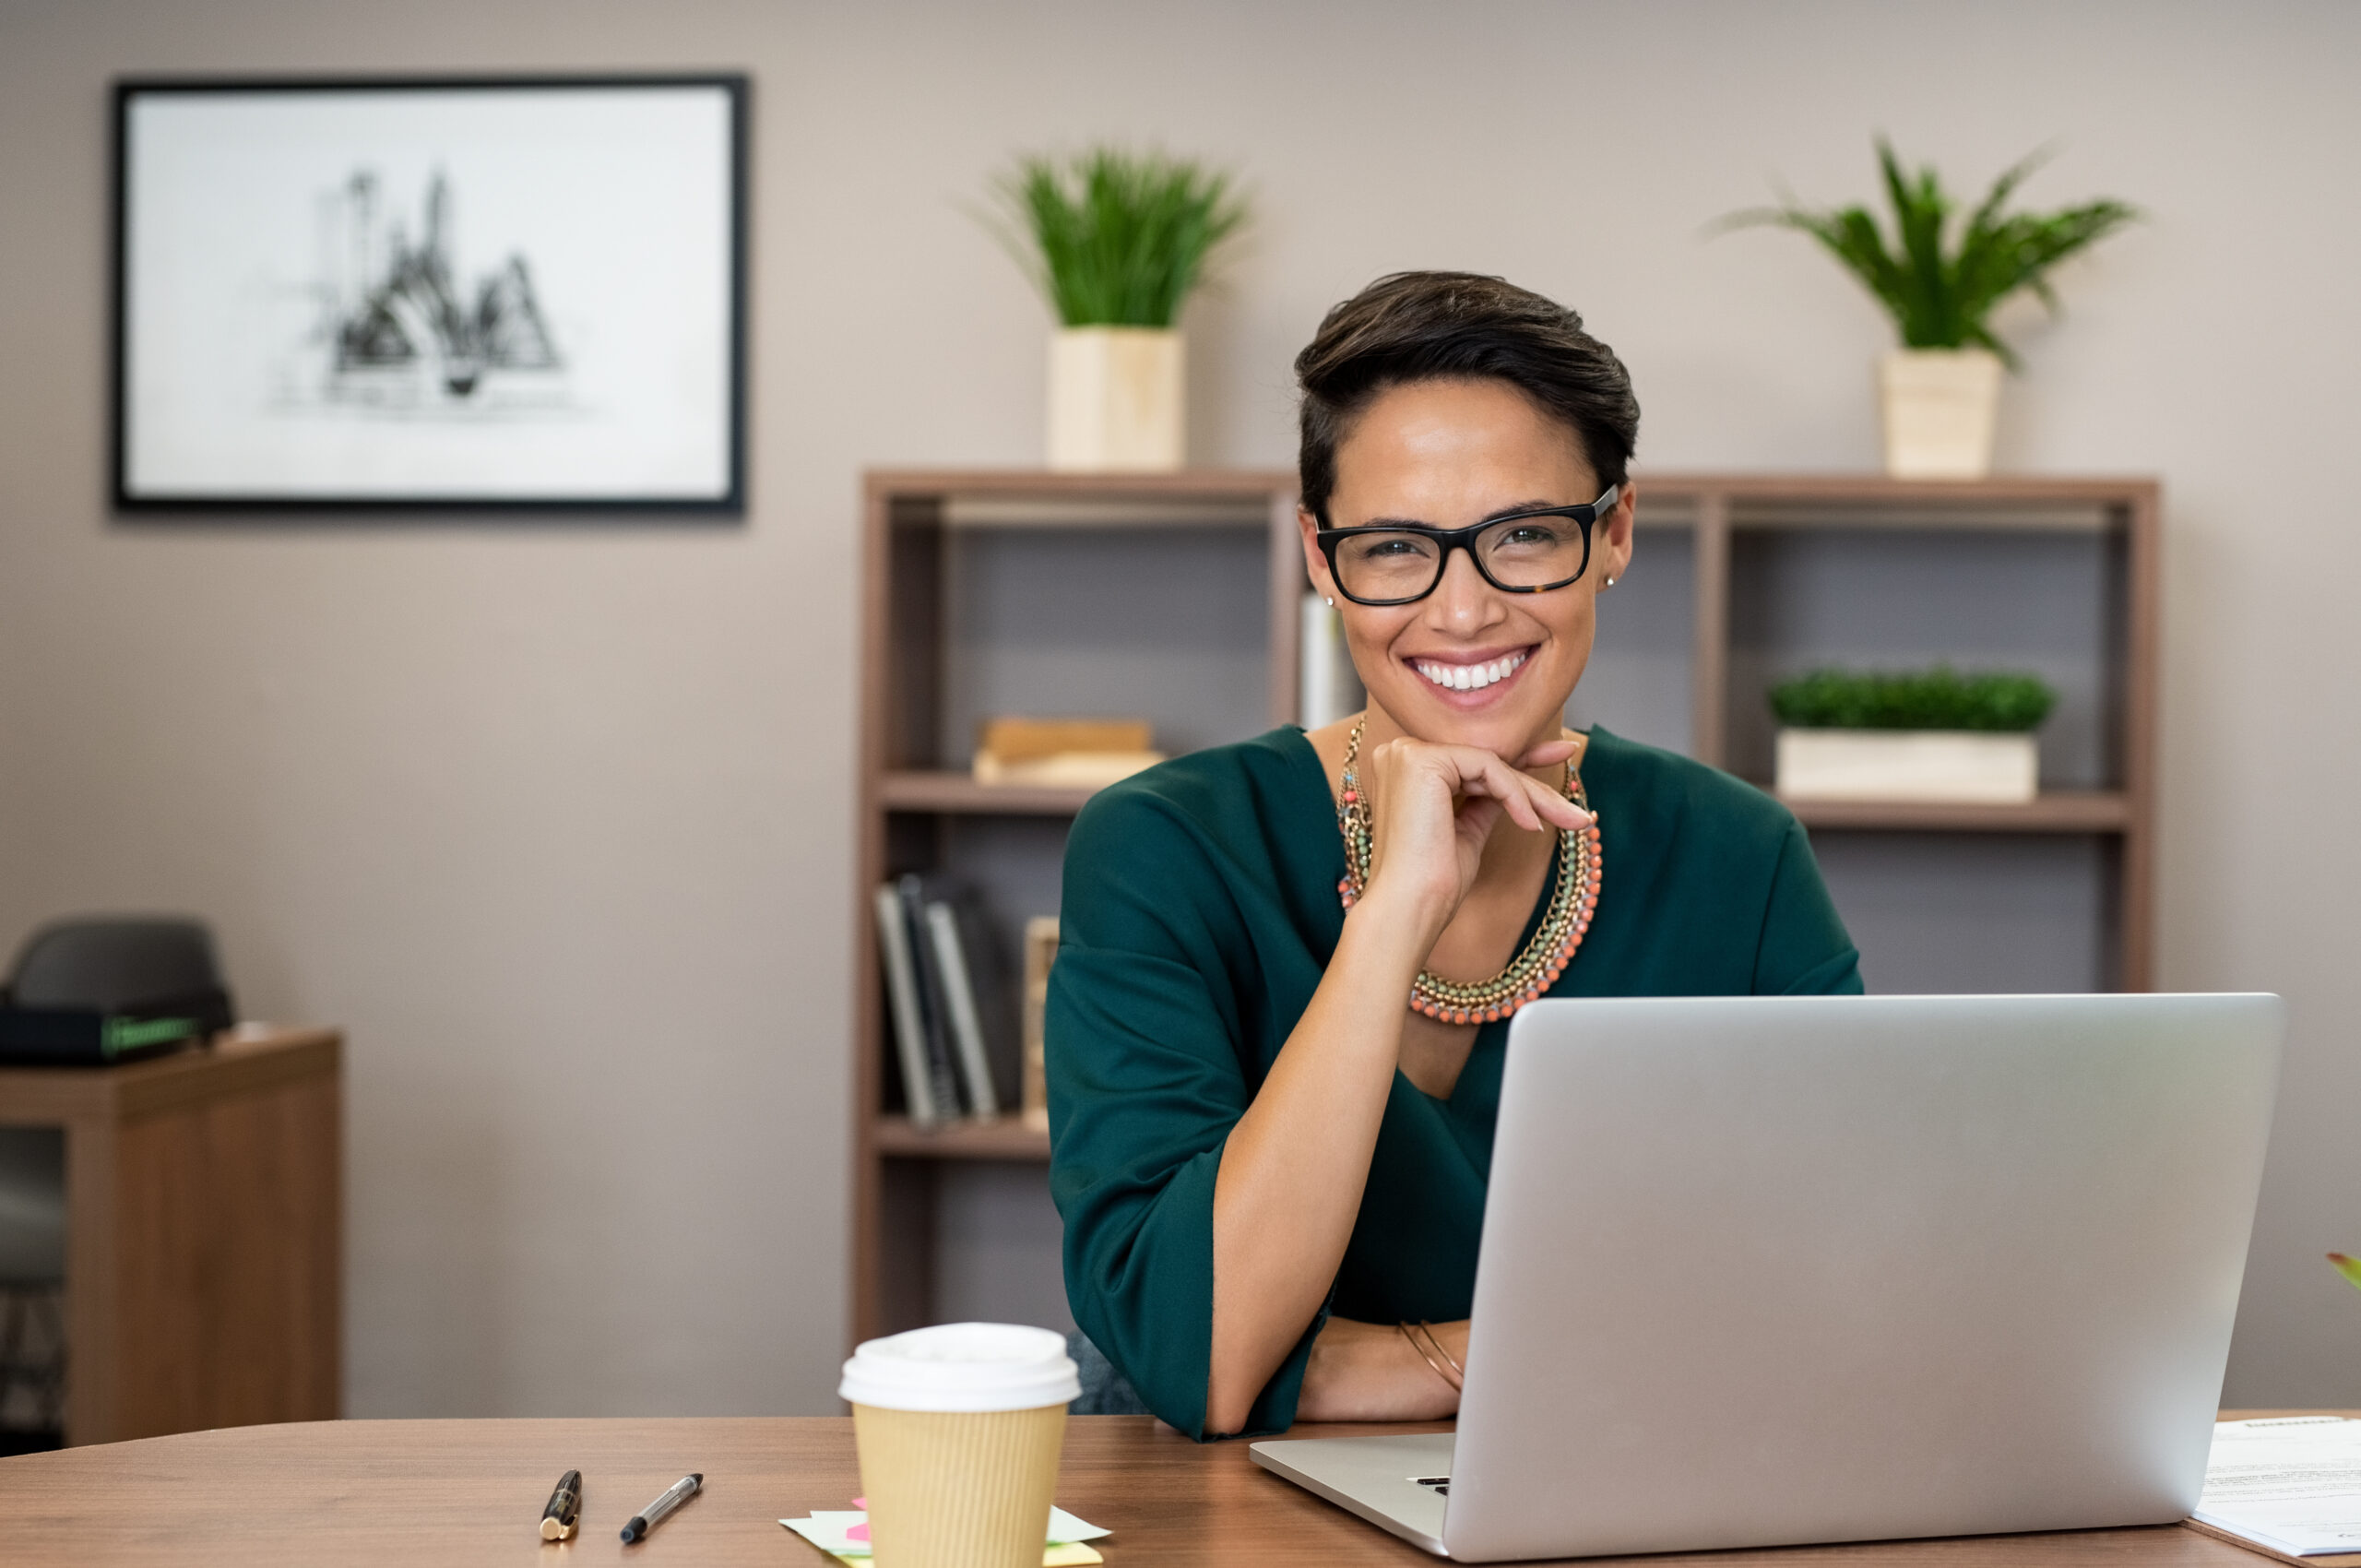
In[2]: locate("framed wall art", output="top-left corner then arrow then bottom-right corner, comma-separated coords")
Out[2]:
113,75 -> 747,513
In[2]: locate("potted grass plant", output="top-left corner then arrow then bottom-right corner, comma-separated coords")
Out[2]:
1770,666 -> 2057,804
1724,139 -> 2136,479
989,147 -> 1248,472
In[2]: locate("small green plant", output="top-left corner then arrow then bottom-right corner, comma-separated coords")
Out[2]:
1720,138 -> 2137,367
1770,667 -> 2057,732
2331,1253 -> 2361,1294
988,147 -> 1249,328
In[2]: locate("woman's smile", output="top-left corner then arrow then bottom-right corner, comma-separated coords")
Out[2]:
1407,644 -> 1534,701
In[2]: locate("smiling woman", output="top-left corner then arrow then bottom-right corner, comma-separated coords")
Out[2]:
1045,273 -> 1863,1442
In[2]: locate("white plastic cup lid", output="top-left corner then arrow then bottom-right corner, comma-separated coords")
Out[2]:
839,1322 -> 1081,1413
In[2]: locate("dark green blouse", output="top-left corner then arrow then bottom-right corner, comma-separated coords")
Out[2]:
1045,725 -> 1861,1441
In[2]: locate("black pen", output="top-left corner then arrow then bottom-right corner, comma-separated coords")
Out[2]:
540,1469 -> 581,1541
621,1473 -> 702,1544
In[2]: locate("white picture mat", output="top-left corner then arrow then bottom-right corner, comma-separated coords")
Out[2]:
122,84 -> 737,502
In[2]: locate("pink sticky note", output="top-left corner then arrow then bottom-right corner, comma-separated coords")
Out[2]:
847,1522 -> 871,1543
852,1499 -> 867,1509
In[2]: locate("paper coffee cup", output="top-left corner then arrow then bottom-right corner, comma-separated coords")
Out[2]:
840,1323 -> 1081,1568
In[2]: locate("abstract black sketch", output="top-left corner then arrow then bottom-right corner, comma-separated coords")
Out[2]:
115,75 -> 746,512
303,169 -> 566,409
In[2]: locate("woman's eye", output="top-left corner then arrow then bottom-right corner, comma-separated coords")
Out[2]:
1361,537 -> 1423,558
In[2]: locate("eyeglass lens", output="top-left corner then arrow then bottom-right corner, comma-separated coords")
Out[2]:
1332,514 -> 1590,601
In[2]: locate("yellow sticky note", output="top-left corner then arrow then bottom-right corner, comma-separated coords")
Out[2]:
830,1550 -> 1098,1568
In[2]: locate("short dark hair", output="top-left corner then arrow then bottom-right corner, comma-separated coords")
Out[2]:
1294,271 -> 1640,525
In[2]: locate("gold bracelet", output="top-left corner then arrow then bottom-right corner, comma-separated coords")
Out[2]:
1398,1320 -> 1462,1392
1418,1321 -> 1465,1382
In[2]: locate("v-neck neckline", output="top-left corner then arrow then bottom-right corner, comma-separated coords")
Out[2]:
1278,724 -> 1596,1111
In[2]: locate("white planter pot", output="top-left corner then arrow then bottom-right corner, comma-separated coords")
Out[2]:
1046,327 -> 1185,472
1879,348 -> 2003,480
1775,728 -> 2038,804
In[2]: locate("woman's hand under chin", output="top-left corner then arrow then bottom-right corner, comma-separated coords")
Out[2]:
1297,1316 -> 1469,1422
1358,732 -> 1593,944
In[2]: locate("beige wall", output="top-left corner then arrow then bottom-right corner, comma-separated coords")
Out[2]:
1,0 -> 2355,1416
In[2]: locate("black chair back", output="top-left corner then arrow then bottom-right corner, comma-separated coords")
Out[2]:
3,919 -> 235,1034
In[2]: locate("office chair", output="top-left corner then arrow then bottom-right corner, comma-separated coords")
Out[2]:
5,918 -> 235,1032
0,917 -> 236,1440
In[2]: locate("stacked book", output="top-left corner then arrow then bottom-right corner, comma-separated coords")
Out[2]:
971,717 -> 1164,790
873,876 -> 1021,1129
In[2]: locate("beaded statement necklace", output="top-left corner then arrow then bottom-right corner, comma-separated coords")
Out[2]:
1335,717 -> 1602,1026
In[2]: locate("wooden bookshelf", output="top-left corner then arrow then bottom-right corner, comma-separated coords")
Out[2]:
877,771 -> 1098,816
852,469 -> 2159,1346
1782,790 -> 2132,834
856,470 -> 1300,1344
872,1114 -> 1053,1161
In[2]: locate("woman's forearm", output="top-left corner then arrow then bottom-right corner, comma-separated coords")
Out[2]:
1206,884 -> 1442,1433
1298,1317 -> 1469,1421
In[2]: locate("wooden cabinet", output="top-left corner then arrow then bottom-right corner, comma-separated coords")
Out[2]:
851,470 -> 2157,1344
0,1027 -> 340,1444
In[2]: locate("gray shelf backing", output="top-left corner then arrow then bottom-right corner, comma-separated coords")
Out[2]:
1812,831 -> 2114,994
937,523 -> 1275,768
929,1164 -> 1075,1336
1565,526 -> 1696,755
1726,527 -> 2117,790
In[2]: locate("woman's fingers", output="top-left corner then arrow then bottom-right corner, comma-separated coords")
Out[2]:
1518,739 -> 1581,769
1441,745 -> 1593,834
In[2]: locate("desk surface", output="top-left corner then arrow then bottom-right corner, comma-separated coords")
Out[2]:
0,1412 -> 2331,1567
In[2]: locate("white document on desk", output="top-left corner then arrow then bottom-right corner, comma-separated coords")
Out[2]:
2194,1417 -> 2361,1557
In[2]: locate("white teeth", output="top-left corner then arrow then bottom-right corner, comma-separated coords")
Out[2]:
1415,649 -> 1527,692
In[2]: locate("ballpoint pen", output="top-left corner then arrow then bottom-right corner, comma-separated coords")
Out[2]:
540,1469 -> 581,1541
621,1473 -> 702,1544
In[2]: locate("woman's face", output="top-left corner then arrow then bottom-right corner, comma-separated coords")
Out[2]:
1300,376 -> 1636,758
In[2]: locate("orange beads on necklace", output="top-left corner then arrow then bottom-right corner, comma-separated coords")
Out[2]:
1334,717 -> 1600,1025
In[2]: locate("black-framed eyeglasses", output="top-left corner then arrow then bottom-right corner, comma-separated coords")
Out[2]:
1314,485 -> 1619,606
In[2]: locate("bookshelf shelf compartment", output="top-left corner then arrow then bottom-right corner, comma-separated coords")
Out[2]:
873,1115 -> 1052,1161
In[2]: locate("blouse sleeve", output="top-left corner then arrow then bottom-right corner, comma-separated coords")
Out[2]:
1751,819 -> 1866,995
1045,785 -> 1321,1441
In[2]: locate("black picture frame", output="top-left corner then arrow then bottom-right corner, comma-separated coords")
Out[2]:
112,73 -> 749,516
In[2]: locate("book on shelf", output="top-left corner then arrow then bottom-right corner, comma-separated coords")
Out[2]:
877,875 -> 1026,1128
1021,916 -> 1060,1132
1299,591 -> 1365,730
895,875 -> 967,1127
972,716 -> 1164,789
872,884 -> 944,1128
923,895 -> 1003,1119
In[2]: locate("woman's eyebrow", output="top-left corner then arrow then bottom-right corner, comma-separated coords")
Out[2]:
1347,499 -> 1565,530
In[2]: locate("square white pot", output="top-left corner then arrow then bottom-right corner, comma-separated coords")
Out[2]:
1879,348 -> 2003,479
1046,327 -> 1185,471
1775,729 -> 2038,804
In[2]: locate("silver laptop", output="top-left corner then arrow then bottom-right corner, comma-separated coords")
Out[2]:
1251,993 -> 2283,1561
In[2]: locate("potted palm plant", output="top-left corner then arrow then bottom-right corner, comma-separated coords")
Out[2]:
1726,140 -> 2136,479
989,147 -> 1248,472
1771,667 -> 2056,804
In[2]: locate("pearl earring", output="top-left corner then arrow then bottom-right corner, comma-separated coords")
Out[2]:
1604,575 -> 1619,588
1324,596 -> 1335,607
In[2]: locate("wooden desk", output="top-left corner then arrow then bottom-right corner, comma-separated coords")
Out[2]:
0,1412 -> 2323,1567
0,1026 -> 340,1444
